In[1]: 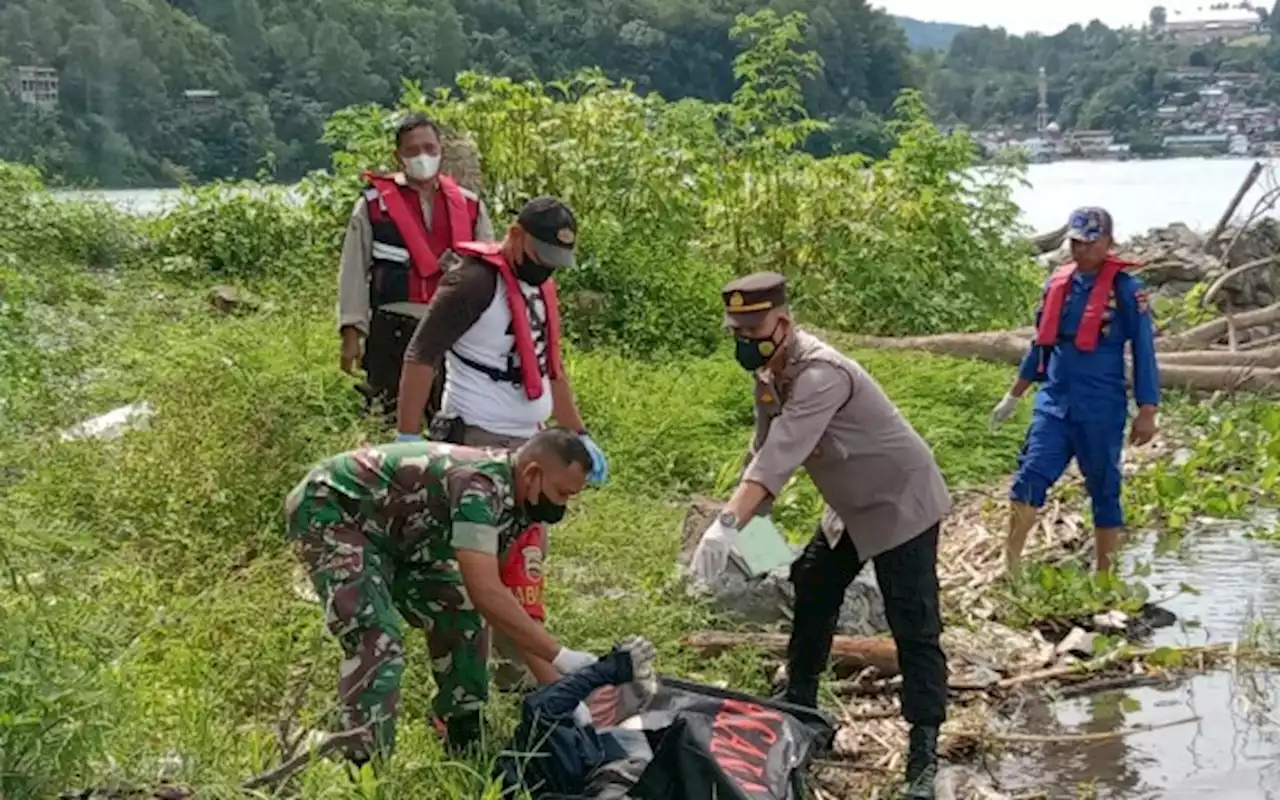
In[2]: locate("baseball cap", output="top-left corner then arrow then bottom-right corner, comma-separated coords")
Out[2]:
517,196 -> 577,269
1066,207 -> 1114,243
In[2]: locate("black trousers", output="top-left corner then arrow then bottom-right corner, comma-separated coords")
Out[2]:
786,522 -> 947,727
362,309 -> 445,424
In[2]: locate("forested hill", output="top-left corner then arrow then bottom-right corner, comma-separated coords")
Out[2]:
921,6 -> 1280,137
894,16 -> 968,51
0,0 -> 916,188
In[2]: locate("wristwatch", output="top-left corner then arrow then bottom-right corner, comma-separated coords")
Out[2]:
718,511 -> 741,531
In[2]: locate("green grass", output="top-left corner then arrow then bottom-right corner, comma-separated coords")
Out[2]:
7,261 -> 1280,798
0,264 -> 1033,798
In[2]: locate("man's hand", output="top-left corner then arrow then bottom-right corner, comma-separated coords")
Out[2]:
1130,406 -> 1158,446
579,433 -> 609,485
552,647 -> 599,675
690,521 -> 739,587
989,393 -> 1021,431
340,328 -> 363,375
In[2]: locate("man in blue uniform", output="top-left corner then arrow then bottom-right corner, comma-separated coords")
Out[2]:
990,207 -> 1160,574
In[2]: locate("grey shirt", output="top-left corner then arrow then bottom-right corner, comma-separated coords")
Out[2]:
743,330 -> 952,560
336,176 -> 495,335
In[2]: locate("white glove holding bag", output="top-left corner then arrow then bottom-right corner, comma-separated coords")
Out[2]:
690,521 -> 740,587
553,647 -> 599,675
989,393 -> 1021,431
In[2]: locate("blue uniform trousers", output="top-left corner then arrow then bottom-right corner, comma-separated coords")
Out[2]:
1010,410 -> 1126,529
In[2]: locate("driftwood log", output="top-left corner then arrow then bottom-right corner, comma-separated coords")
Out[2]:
845,301 -> 1280,394
684,631 -> 901,678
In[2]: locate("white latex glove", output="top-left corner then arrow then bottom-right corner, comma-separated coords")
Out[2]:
618,636 -> 659,701
553,647 -> 599,675
989,393 -> 1021,431
573,702 -> 594,727
690,521 -> 739,587
617,636 -> 657,680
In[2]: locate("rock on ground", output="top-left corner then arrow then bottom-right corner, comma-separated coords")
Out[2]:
680,499 -> 888,636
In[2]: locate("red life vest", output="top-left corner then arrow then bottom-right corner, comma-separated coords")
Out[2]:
362,172 -> 476,304
452,241 -> 565,401
500,523 -> 546,621
1035,255 -> 1141,352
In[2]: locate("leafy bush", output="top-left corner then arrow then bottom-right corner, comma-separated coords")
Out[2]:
316,10 -> 1041,357
150,182 -> 327,281
0,162 -> 149,271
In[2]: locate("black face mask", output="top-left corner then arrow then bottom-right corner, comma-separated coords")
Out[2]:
526,493 -> 567,524
516,250 -> 555,286
523,471 -> 567,524
734,323 -> 783,372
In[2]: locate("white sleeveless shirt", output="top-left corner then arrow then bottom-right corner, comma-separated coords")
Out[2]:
443,276 -> 553,438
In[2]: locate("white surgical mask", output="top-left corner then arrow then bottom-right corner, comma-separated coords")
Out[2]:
403,153 -> 441,181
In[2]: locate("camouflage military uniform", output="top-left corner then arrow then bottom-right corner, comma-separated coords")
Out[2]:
284,441 -> 528,760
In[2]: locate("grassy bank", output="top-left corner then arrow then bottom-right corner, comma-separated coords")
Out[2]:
1,254 -> 1035,799
7,227 -> 1280,799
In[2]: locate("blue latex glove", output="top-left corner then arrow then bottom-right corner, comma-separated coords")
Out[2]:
395,432 -> 424,443
580,434 -> 608,484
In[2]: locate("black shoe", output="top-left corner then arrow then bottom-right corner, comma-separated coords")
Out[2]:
344,754 -> 372,783
781,680 -> 819,710
902,725 -> 938,799
444,712 -> 484,756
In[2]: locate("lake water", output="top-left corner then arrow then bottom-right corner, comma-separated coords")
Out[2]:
60,157 -> 1280,237
987,518 -> 1280,799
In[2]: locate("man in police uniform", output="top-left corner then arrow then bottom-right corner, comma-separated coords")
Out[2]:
990,207 -> 1159,574
690,273 -> 952,800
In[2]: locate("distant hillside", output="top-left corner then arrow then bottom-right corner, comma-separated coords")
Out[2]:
894,15 -> 968,50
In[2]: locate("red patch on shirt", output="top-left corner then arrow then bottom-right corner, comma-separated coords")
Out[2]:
1135,289 -> 1151,315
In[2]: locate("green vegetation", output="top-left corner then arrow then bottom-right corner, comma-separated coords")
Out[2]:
997,563 -> 1150,630
0,0 -> 915,187
5,11 -> 1280,799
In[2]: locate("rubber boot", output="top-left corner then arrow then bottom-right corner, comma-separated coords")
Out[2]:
902,725 -> 939,799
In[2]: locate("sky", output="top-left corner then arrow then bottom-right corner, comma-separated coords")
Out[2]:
874,1 -> 1261,36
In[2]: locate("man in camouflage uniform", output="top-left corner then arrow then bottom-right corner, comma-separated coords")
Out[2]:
285,428 -> 600,762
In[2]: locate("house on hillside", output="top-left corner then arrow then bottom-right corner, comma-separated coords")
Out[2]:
1066,130 -> 1115,157
10,66 -> 58,110
1164,11 -> 1260,45
1163,133 -> 1230,156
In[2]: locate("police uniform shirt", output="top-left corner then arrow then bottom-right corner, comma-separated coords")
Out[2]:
743,330 -> 952,560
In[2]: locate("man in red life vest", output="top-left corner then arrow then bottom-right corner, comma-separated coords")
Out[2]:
990,207 -> 1160,574
337,113 -> 494,424
394,196 -> 608,715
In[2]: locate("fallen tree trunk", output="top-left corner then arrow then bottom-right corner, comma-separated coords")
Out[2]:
684,631 -> 900,678
847,332 -> 1031,364
848,332 -> 1280,393
1161,302 -> 1280,352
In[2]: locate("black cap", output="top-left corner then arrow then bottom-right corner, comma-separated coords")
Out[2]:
722,272 -> 788,328
517,196 -> 577,269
